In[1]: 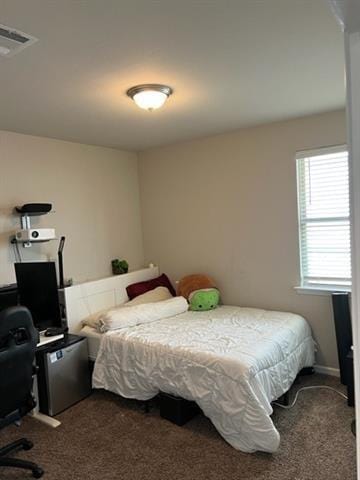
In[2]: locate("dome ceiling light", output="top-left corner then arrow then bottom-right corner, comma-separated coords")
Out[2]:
126,84 -> 173,111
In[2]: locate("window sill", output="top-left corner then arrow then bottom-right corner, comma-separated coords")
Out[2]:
294,286 -> 351,296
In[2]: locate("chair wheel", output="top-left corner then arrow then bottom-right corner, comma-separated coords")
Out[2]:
32,467 -> 44,478
23,440 -> 33,450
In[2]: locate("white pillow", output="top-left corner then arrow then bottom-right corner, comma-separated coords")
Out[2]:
98,296 -> 188,333
126,286 -> 172,306
82,307 -> 113,329
82,286 -> 172,329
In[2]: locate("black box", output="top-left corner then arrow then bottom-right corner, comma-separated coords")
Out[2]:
159,392 -> 200,426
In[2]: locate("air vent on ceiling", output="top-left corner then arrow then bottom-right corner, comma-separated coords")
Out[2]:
0,24 -> 38,57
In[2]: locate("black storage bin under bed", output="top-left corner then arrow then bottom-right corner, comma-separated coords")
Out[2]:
159,392 -> 200,426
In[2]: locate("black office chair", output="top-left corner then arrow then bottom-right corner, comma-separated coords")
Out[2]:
0,306 -> 44,478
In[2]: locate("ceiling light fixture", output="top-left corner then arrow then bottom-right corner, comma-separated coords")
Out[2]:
126,84 -> 173,111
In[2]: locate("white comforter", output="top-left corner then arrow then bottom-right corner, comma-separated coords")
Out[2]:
92,305 -> 314,453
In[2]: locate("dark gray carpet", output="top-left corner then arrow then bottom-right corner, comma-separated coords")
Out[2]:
0,374 -> 356,480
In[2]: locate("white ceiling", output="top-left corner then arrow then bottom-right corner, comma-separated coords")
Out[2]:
0,0 -> 345,151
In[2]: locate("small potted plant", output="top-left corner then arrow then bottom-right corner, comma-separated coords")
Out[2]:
111,259 -> 129,275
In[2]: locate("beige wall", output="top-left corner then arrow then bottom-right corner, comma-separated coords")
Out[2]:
0,131 -> 144,285
138,110 -> 347,369
0,111 -> 347,369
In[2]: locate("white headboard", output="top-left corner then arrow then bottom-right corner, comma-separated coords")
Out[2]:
63,266 -> 159,333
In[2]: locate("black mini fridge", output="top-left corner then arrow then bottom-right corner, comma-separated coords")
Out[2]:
36,335 -> 92,416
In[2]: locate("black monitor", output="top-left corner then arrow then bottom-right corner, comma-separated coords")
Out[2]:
15,262 -> 62,332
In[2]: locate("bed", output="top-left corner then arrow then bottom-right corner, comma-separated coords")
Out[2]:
64,268 -> 314,453
88,305 -> 313,453
80,326 -> 102,361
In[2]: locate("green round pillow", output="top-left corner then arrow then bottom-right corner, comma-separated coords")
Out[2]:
188,288 -> 220,311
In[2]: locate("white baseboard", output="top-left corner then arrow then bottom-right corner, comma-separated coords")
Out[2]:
314,364 -> 340,377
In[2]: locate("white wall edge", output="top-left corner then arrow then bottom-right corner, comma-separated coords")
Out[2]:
314,365 -> 340,377
344,28 -> 360,480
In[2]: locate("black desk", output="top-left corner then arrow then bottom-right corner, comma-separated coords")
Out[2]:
0,284 -> 18,311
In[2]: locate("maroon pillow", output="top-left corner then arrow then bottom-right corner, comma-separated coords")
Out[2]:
126,274 -> 176,300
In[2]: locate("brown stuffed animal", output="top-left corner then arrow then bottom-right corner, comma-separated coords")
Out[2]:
177,274 -> 217,300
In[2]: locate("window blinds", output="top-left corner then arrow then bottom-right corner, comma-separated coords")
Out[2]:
296,146 -> 351,288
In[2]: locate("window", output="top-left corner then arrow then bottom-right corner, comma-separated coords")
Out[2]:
296,145 -> 351,290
